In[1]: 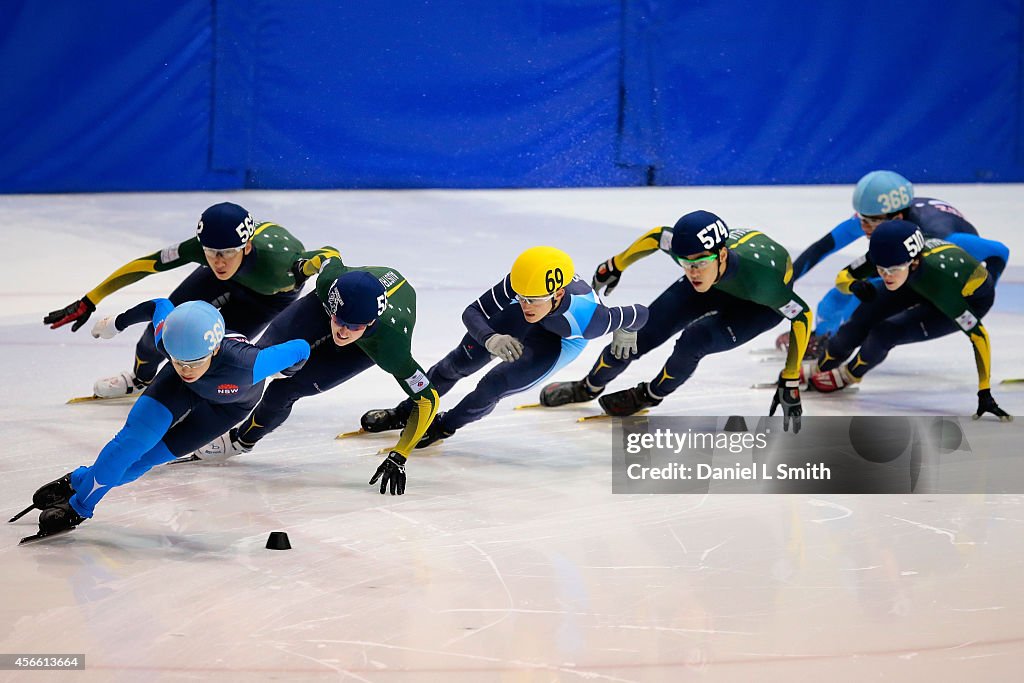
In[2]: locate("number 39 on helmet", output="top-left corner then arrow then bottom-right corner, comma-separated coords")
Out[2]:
510,246 -> 575,297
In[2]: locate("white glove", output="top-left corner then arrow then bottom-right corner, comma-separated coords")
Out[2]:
91,315 -> 120,340
610,328 -> 638,360
485,334 -> 524,362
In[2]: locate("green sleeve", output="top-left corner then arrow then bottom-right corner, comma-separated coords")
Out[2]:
297,246 -> 343,278
85,238 -> 204,304
611,226 -> 673,270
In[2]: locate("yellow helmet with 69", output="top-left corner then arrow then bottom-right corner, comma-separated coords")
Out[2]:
510,246 -> 575,298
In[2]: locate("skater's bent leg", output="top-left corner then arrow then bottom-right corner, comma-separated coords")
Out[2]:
119,441 -> 177,484
68,395 -> 175,518
648,305 -> 779,397
819,287 -> 913,370
237,345 -> 374,446
442,332 -> 563,431
587,279 -> 697,389
395,335 -> 491,417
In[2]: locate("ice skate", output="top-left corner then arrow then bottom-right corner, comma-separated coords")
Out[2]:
810,365 -> 858,393
416,415 -> 455,449
360,407 -> 407,433
192,428 -> 251,463
92,370 -> 146,399
598,382 -> 662,417
20,503 -> 85,544
9,472 -> 75,523
539,379 -> 603,407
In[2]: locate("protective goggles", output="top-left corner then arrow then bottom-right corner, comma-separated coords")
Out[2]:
517,293 -> 557,305
202,246 -> 245,260
673,253 -> 719,271
331,317 -> 368,331
857,213 -> 889,227
876,261 -> 912,276
169,354 -> 213,371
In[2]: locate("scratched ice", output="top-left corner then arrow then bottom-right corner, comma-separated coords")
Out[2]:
1,186 -> 1022,681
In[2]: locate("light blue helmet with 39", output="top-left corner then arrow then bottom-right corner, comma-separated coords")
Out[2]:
852,170 -> 914,216
162,300 -> 225,361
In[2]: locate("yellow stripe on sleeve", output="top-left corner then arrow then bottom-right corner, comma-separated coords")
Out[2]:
392,389 -> 440,456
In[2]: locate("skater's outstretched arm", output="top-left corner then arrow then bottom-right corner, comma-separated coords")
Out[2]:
791,216 -> 862,281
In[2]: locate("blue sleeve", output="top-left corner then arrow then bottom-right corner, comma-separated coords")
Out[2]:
542,290 -> 649,339
251,339 -> 311,383
580,303 -> 649,339
113,297 -> 173,333
946,234 -> 1010,270
791,217 -> 863,280
461,275 -> 514,344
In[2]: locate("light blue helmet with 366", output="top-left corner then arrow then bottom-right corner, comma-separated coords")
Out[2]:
852,170 -> 914,216
161,300 -> 225,361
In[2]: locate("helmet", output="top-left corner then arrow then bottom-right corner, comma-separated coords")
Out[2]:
868,220 -> 925,267
324,271 -> 387,325
162,300 -> 225,361
852,171 -> 913,216
669,210 -> 730,257
510,246 -> 575,297
197,202 -> 255,249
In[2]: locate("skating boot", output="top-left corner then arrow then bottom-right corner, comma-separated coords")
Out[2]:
360,407 -> 408,433
416,415 -> 455,449
93,370 -> 147,399
19,503 -> 87,543
9,472 -> 75,523
810,364 -> 858,393
193,428 -> 251,462
18,502 -> 85,543
539,379 -> 603,407
598,382 -> 663,417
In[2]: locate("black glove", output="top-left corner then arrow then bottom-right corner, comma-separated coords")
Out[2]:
591,258 -> 622,296
290,258 -> 311,289
369,451 -> 407,495
769,377 -> 802,433
44,296 -> 95,331
849,280 -> 877,303
973,389 -> 1013,422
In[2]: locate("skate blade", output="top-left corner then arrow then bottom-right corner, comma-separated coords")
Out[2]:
514,403 -> 542,410
751,382 -> 860,392
577,409 -> 649,422
9,504 -> 34,523
19,526 -> 76,545
336,428 -> 367,440
1000,378 -> 1024,385
67,394 -> 141,405
166,455 -> 201,466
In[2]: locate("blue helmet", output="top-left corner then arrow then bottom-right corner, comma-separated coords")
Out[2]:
324,271 -> 387,326
197,202 -> 255,249
669,210 -> 730,257
852,171 -> 914,216
868,220 -> 925,267
161,301 -> 225,361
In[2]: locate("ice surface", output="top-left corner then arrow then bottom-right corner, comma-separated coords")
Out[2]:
1,185 -> 1022,681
